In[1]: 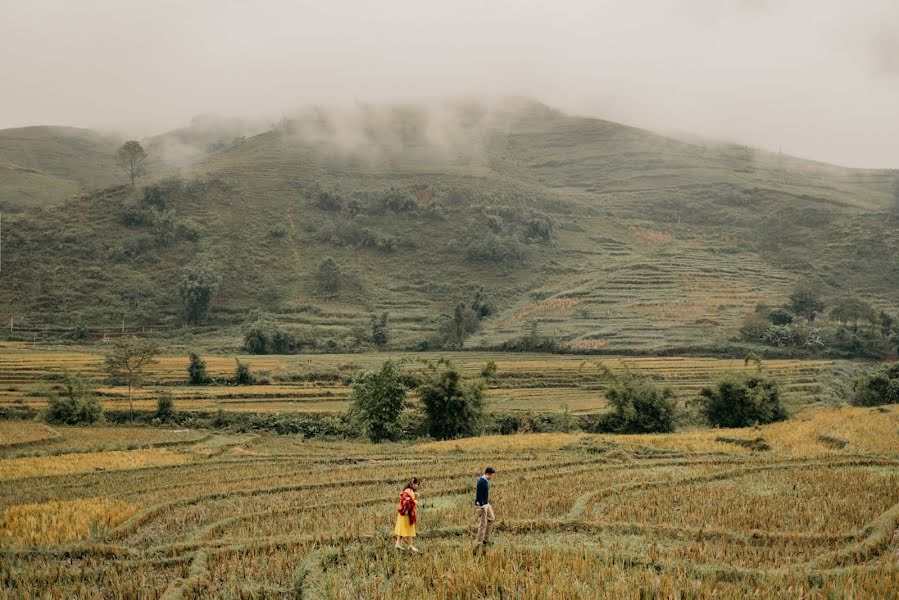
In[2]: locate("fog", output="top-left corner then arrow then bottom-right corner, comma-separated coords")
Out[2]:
1,0 -> 897,168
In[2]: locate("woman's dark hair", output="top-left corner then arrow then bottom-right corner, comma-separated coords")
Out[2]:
403,477 -> 420,490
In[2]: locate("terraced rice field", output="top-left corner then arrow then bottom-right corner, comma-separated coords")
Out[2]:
1,406 -> 897,598
0,343 -> 842,416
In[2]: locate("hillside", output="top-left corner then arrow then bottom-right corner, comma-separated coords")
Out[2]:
2,100 -> 897,353
0,126 -> 123,207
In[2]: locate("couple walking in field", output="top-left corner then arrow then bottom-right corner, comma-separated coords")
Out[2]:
394,467 -> 497,553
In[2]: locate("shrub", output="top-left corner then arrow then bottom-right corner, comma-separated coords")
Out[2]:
234,360 -> 255,385
851,363 -> 899,406
481,360 -> 498,381
315,257 -> 342,295
418,360 -> 485,440
464,234 -> 524,265
45,373 -> 103,425
697,375 -> 787,428
768,308 -> 794,326
349,360 -> 407,442
599,375 -> 677,434
156,392 -> 176,422
243,317 -> 316,354
187,352 -> 210,385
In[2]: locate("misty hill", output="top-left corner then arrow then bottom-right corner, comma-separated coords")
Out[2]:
2,100 -> 897,353
0,126 -> 122,207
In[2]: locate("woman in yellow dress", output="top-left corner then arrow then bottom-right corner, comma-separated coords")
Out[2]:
394,477 -> 421,552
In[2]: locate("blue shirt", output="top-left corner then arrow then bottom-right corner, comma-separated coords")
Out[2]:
475,475 -> 490,506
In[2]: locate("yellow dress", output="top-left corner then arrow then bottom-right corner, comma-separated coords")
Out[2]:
394,490 -> 417,537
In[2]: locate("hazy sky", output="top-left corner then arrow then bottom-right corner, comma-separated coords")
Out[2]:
2,0 -> 898,168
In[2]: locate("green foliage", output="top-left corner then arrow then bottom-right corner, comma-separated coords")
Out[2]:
349,360 -> 407,442
187,352 -> 210,385
152,208 -> 178,247
417,360 -> 485,440
315,257 -> 342,295
155,391 -> 176,422
851,363 -> 899,406
370,312 -> 389,350
599,374 -> 677,434
470,287 -> 494,318
499,321 -> 560,352
234,360 -> 255,385
523,215 -> 553,243
434,303 -> 480,349
789,284 -> 824,322
464,233 -> 523,264
117,140 -> 147,185
481,360 -> 498,381
697,375 -> 787,428
179,261 -> 221,324
830,297 -> 876,331
243,315 -> 316,354
45,372 -> 103,425
768,308 -> 794,326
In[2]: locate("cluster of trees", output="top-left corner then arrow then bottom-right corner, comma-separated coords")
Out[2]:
741,285 -> 899,358
589,361 -> 787,434
349,359 -> 486,442
852,362 -> 899,406
425,288 -> 494,350
243,314 -> 316,354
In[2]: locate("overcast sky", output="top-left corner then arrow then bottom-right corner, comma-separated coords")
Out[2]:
1,0 -> 897,168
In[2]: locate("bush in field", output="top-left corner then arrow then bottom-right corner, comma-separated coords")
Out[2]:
697,375 -> 787,428
851,363 -> 899,406
45,373 -> 103,425
481,360 -> 498,381
234,360 -> 255,385
187,352 -> 210,384
418,360 -> 485,440
599,374 -> 677,434
155,392 -> 176,422
349,360 -> 407,442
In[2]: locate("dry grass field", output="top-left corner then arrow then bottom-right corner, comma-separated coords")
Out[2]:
0,405 -> 897,598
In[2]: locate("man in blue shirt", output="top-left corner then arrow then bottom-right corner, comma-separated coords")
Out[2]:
474,467 -> 496,547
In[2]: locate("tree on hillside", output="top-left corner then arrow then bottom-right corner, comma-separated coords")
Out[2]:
104,338 -> 159,422
830,297 -> 876,332
418,360 -> 485,440
315,257 -> 342,296
179,261 -> 221,325
370,312 -> 389,350
117,140 -> 147,186
349,360 -> 407,442
789,285 -> 824,322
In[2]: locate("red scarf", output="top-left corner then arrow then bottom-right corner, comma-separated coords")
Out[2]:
397,489 -> 417,525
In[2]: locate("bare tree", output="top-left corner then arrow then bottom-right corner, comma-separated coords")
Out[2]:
104,337 -> 159,421
117,140 -> 147,185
